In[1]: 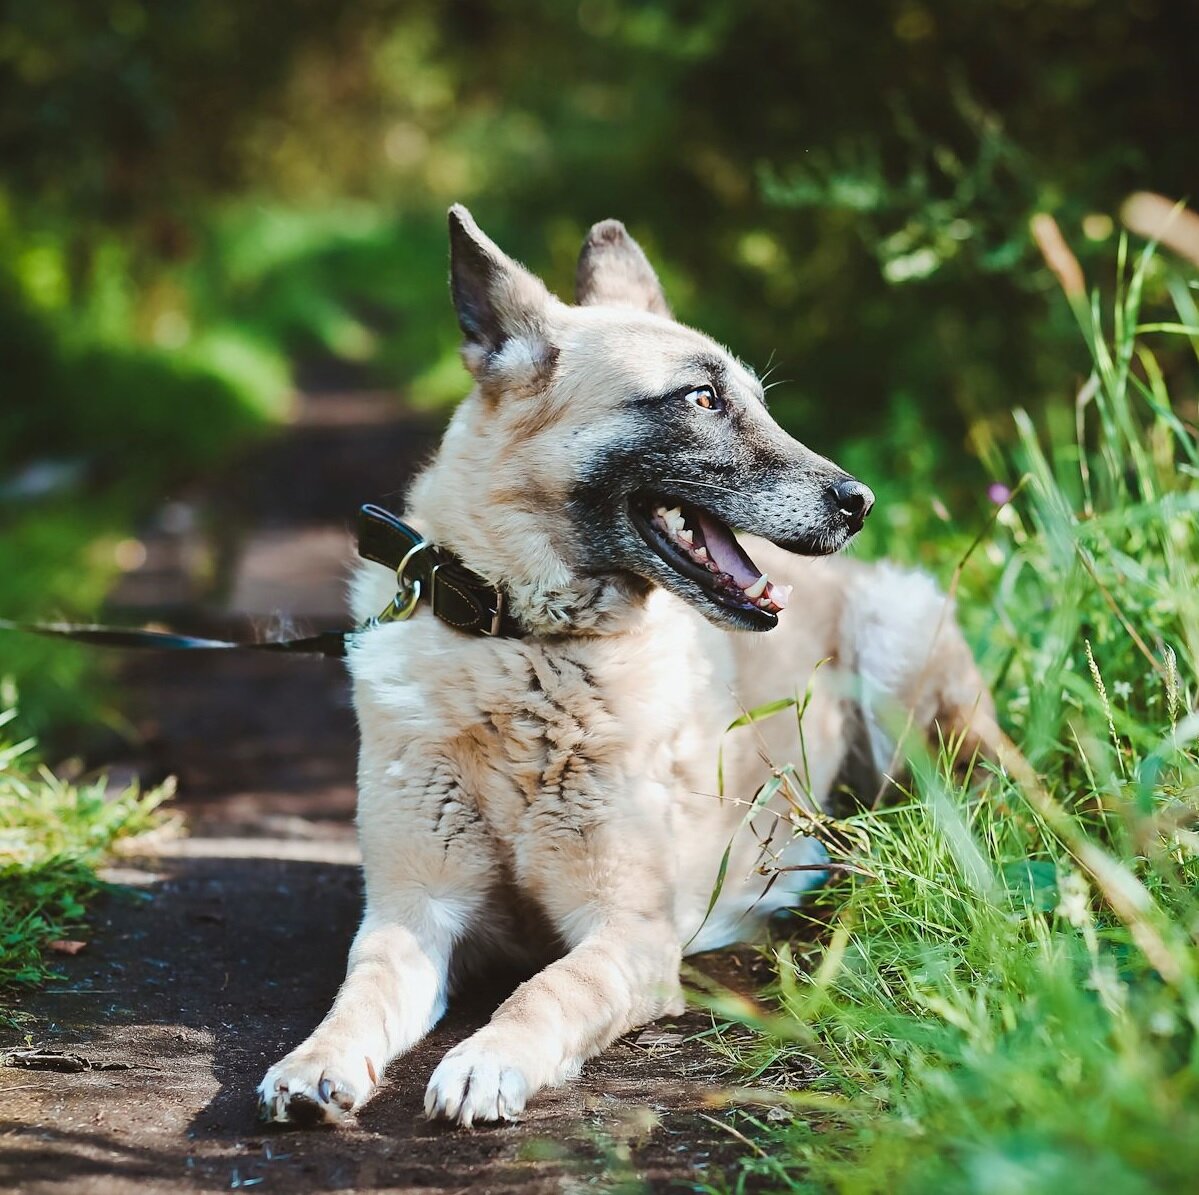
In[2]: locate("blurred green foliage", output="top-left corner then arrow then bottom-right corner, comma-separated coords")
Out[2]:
4,0 -> 1195,428
0,0 -> 1194,733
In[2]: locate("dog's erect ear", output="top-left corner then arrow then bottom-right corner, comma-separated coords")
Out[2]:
575,219 -> 671,317
448,205 -> 556,382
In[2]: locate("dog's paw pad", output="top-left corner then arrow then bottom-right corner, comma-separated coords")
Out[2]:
275,1091 -> 329,1129
258,1055 -> 371,1127
424,1043 -> 529,1126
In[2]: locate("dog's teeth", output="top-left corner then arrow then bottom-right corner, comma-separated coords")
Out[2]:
677,528 -> 694,546
772,584 -> 792,610
757,596 -> 775,610
664,507 -> 682,521
744,574 -> 768,600
693,546 -> 708,562
706,561 -> 721,573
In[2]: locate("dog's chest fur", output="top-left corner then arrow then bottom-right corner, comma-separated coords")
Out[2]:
350,586 -> 724,830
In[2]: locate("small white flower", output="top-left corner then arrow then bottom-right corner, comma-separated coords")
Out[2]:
1056,871 -> 1092,929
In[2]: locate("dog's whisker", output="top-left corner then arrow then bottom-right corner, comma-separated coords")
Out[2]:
759,349 -> 779,383
660,477 -> 755,499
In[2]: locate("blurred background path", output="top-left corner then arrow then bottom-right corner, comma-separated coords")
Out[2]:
109,387 -> 442,838
0,388 -> 757,1194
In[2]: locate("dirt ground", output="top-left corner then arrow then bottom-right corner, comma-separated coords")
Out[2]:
0,391 -> 779,1194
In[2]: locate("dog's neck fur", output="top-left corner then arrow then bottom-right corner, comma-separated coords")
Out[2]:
407,394 -> 650,637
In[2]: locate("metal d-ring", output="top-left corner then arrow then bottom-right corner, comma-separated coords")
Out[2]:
381,576 -> 422,623
372,540 -> 429,625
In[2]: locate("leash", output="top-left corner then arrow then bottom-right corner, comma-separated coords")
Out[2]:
0,504 -> 524,659
0,618 -> 352,658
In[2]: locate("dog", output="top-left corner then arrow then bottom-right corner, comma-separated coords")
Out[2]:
257,206 -> 994,1127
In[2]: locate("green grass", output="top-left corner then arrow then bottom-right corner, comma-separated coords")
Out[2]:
705,228 -> 1199,1194
0,702 -> 169,1025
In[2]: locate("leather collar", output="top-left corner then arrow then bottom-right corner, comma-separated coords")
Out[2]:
357,504 -> 525,638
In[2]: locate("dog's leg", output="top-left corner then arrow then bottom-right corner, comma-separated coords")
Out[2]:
258,757 -> 490,1126
425,819 -> 683,1126
424,917 -> 681,1126
257,898 -> 455,1125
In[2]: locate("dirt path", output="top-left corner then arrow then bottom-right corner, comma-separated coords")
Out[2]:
0,392 -> 768,1194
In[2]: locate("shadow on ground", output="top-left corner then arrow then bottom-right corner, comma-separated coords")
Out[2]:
2,850 -> 749,1193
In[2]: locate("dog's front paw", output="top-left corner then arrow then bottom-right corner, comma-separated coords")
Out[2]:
424,1039 -> 531,1127
258,1048 -> 376,1127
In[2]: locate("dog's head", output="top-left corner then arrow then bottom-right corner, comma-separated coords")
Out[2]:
409,206 -> 873,633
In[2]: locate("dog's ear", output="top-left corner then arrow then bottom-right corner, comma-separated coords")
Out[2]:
448,205 -> 556,384
575,219 -> 671,317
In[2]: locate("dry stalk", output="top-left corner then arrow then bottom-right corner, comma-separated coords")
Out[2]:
1121,192 -> 1199,268
1032,213 -> 1086,299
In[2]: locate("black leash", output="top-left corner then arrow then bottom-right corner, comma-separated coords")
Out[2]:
0,504 -> 524,660
0,617 -> 351,658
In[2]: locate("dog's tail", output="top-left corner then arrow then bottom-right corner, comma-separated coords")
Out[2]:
833,564 -> 998,808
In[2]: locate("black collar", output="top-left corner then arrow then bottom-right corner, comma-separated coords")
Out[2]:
357,504 -> 525,638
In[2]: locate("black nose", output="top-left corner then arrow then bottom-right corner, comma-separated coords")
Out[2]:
831,478 -> 875,532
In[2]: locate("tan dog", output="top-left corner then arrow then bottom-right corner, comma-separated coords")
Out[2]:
258,207 -> 993,1127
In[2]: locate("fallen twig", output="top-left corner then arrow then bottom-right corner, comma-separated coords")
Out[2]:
3,1048 -> 156,1073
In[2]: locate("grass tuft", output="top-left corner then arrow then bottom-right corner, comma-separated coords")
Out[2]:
0,704 -> 170,1024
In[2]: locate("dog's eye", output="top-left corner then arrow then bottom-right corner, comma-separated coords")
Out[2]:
684,386 -> 724,413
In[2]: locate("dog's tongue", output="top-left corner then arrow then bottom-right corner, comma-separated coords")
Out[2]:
693,509 -> 763,589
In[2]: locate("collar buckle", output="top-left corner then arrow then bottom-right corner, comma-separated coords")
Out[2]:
482,589 -> 505,637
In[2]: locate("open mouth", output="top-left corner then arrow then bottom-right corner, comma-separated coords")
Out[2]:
629,497 -> 792,624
